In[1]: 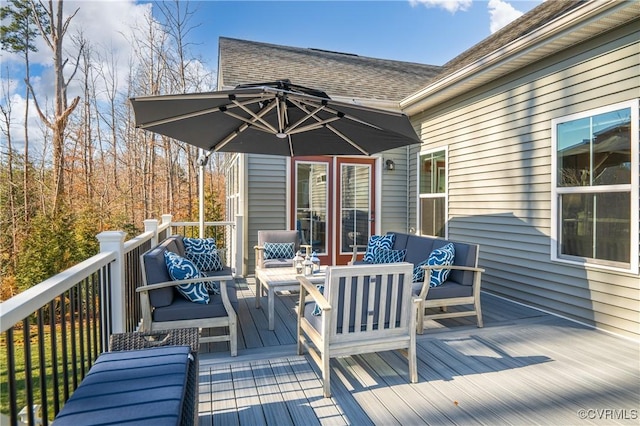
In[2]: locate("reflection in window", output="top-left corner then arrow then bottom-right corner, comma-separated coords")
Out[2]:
553,102 -> 636,270
341,164 -> 370,252
296,162 -> 327,254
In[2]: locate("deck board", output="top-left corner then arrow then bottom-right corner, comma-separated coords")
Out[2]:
197,277 -> 640,425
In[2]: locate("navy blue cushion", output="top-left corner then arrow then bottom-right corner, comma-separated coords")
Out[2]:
263,242 -> 295,260
363,234 -> 395,263
183,237 -> 223,272
152,284 -> 238,322
164,251 -> 209,304
427,243 -> 456,287
374,249 -> 406,264
53,346 -> 191,426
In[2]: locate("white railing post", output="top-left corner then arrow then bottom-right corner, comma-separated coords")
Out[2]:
144,219 -> 159,247
235,214 -> 244,277
97,231 -> 126,333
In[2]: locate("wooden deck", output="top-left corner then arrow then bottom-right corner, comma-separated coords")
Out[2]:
197,277 -> 640,425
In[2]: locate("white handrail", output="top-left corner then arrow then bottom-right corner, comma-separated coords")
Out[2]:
0,251 -> 116,333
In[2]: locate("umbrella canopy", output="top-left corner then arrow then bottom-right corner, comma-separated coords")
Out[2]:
130,80 -> 421,157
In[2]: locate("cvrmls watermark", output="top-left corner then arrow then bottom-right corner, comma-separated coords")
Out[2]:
577,409 -> 638,420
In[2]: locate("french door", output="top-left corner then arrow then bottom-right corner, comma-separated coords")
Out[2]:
291,157 -> 376,265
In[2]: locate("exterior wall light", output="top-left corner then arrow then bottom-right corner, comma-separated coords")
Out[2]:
385,159 -> 395,171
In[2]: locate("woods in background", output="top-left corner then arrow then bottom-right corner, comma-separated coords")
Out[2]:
0,0 -> 225,298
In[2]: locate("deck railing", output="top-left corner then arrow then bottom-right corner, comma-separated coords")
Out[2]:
0,215 -> 243,425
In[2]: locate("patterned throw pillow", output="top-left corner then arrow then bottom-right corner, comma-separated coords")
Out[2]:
412,258 -> 430,283
312,284 -> 324,316
263,242 -> 295,260
363,234 -> 395,263
183,237 -> 223,272
374,249 -> 406,264
426,243 -> 456,287
164,251 -> 210,304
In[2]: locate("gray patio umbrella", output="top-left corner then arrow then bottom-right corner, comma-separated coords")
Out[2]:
130,80 -> 421,157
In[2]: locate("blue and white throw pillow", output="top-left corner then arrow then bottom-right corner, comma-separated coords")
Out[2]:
412,258 -> 430,283
363,234 -> 395,263
426,243 -> 456,287
183,237 -> 223,272
312,284 -> 324,316
263,242 -> 295,260
374,249 -> 406,264
164,251 -> 210,304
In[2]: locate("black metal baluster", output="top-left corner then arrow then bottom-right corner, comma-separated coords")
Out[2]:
36,308 -> 48,425
50,299 -> 60,416
22,318 -> 34,426
6,329 -> 18,426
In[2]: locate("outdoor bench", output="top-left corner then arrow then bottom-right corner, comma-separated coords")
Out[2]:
351,232 -> 484,332
54,328 -> 199,426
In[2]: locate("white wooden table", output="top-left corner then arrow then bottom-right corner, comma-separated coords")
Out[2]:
255,267 -> 325,330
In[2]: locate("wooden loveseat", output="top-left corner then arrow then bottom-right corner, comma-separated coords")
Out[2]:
139,235 -> 238,355
351,232 -> 484,333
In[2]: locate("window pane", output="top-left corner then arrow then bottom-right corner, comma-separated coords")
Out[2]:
296,163 -> 327,254
560,193 -> 630,263
595,192 -> 630,263
557,108 -> 631,187
420,197 -> 445,237
420,151 -> 445,194
557,117 -> 591,186
592,109 -> 631,185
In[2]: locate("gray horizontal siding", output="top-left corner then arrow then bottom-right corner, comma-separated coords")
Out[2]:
246,154 -> 289,273
379,147 -> 411,234
412,21 -> 639,339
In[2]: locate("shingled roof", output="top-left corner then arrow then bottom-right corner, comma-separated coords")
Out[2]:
440,0 -> 582,75
218,37 -> 442,103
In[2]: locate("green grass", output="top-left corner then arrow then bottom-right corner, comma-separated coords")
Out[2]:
1,321 -> 101,421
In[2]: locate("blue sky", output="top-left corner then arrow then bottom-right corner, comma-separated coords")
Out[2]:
153,0 -> 543,67
1,0 -> 544,149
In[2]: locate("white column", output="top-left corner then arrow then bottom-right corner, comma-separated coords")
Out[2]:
144,219 -> 159,247
235,214 -> 244,277
97,231 -> 126,333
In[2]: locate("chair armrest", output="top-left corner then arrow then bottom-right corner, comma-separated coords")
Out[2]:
420,265 -> 485,273
417,265 -> 484,299
297,276 -> 330,312
348,244 -> 368,265
254,245 -> 265,269
136,275 -> 235,293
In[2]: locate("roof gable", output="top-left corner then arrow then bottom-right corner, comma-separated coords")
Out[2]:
218,37 -> 442,103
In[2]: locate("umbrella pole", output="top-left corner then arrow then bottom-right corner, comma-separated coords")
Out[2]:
198,149 -> 206,238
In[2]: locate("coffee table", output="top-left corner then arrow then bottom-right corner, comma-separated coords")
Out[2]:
255,267 -> 326,330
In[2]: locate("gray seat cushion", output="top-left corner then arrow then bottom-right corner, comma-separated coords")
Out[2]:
412,280 -> 473,300
153,285 -> 238,322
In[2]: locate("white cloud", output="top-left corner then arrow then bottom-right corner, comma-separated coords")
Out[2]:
488,0 -> 525,33
410,0 -> 473,14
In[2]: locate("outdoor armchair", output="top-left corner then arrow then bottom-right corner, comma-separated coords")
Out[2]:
297,263 -> 419,397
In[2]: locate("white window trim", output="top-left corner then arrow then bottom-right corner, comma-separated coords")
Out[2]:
550,99 -> 639,274
417,147 -> 448,239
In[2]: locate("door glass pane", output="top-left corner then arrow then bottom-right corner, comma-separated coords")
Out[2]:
296,162 -> 327,254
341,164 -> 370,253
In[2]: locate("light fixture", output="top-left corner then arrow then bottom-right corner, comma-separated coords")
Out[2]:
276,132 -> 287,139
385,159 -> 395,171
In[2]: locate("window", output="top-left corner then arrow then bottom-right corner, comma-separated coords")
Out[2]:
551,100 -> 639,272
418,149 -> 447,237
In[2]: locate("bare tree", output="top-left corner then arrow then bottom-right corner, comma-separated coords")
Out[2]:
27,0 -> 82,214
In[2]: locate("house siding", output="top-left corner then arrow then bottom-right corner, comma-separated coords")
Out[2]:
379,147 -> 412,234
246,155 -> 288,272
411,20 -> 640,339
